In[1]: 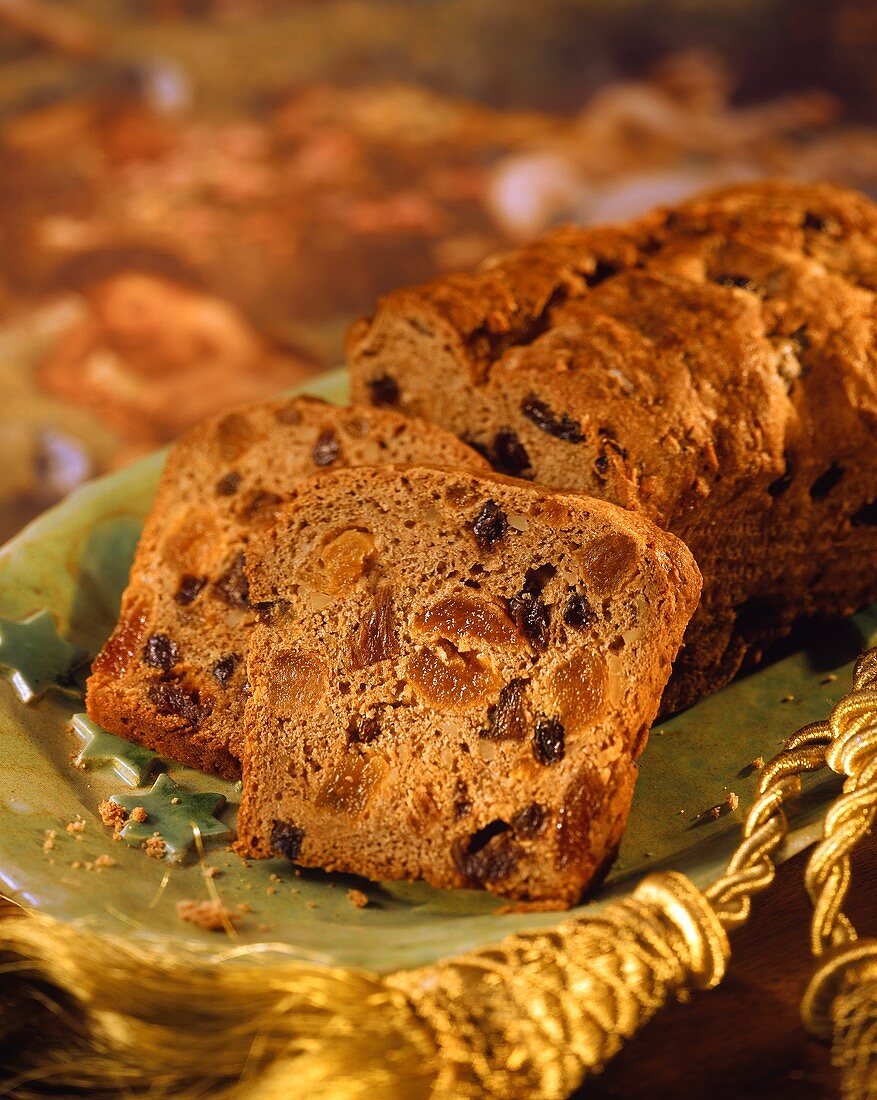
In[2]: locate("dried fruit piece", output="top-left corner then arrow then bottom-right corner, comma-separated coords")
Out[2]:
533,717 -> 565,765
480,678 -> 528,741
242,491 -> 282,524
162,510 -> 221,572
407,642 -> 498,712
471,499 -> 509,551
143,633 -> 178,671
318,529 -> 376,596
175,574 -> 207,607
211,654 -> 239,686
454,820 -> 521,885
348,588 -> 398,669
313,429 -> 340,467
315,754 -> 387,817
412,596 -> 522,648
563,592 -> 594,630
368,375 -> 400,407
348,715 -> 382,744
271,820 -> 304,860
512,803 -> 547,838
215,472 -> 241,496
213,552 -> 250,609
809,462 -> 845,501
545,648 -> 608,734
267,649 -> 328,713
147,682 -> 210,730
215,411 -> 258,460
768,451 -> 796,498
521,394 -> 584,443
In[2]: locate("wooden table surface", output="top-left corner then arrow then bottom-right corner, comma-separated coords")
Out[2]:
580,832 -> 877,1100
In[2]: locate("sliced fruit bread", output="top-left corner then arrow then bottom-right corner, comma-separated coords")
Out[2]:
86,396 -> 489,778
237,464 -> 701,905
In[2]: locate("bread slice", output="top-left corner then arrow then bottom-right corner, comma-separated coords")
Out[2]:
236,465 -> 701,905
86,397 -> 489,778
348,180 -> 877,712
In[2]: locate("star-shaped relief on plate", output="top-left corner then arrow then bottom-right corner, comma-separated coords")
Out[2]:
71,713 -> 164,788
0,611 -> 89,704
111,774 -> 231,861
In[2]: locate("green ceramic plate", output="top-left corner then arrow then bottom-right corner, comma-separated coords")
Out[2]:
0,369 -> 872,971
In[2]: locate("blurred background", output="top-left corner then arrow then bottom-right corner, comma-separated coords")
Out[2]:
3,0 -> 877,539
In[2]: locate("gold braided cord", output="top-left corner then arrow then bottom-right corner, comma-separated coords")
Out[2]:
2,656 -> 876,1098
800,649 -> 877,1099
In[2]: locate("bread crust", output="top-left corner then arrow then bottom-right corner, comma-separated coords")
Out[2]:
348,181 -> 877,710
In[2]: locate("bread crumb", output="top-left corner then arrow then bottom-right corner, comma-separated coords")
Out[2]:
822,673 -> 838,684
170,796 -> 181,805
202,866 -> 220,879
175,899 -> 241,932
145,835 -> 166,860
752,756 -> 765,770
237,902 -> 253,913
305,901 -> 317,909
266,886 -> 276,896
728,792 -> 740,812
42,837 -> 55,852
66,819 -> 85,835
709,805 -> 722,820
781,694 -> 795,703
129,806 -> 148,823
94,853 -> 116,870
269,873 -> 281,883
98,800 -> 128,836
347,888 -> 369,909
258,923 -> 271,932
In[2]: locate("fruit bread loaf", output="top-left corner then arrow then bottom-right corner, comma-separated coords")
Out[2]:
236,464 -> 701,904
347,180 -> 877,712
86,396 -> 489,778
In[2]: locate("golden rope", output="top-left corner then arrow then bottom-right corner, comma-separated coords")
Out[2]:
800,649 -> 877,1099
2,654 -> 876,1098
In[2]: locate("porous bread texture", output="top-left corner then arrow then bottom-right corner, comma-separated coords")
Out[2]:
348,180 -> 877,712
85,396 -> 490,778
237,464 -> 701,905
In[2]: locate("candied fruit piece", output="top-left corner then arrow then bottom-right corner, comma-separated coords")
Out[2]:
348,588 -> 398,669
143,633 -> 178,671
555,776 -> 596,871
480,678 -> 528,741
407,642 -> 498,712
411,596 -> 522,648
347,715 -> 382,744
271,820 -> 304,860
471,499 -> 508,551
92,599 -> 150,678
578,533 -> 638,596
533,717 -> 565,765
215,411 -> 258,460
162,509 -> 222,572
267,649 -> 328,713
315,754 -> 387,817
318,529 -> 376,596
544,648 -> 608,735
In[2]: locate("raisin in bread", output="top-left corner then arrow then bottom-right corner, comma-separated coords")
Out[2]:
236,465 -> 700,904
86,397 -> 489,778
348,180 -> 877,712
